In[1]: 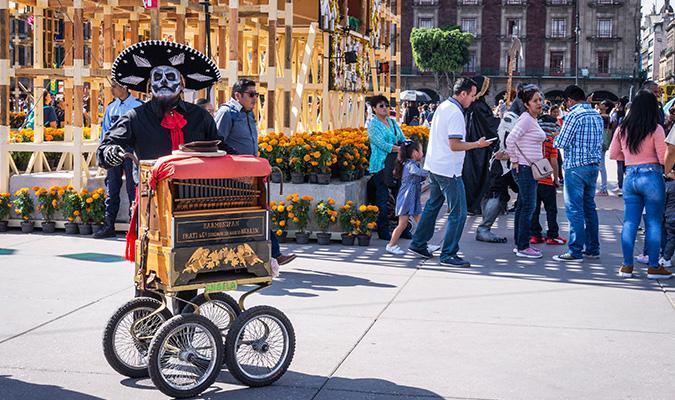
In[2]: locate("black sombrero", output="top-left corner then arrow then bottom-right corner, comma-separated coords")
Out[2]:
111,40 -> 221,92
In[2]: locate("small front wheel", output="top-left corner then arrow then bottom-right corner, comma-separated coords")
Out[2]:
102,297 -> 172,378
224,305 -> 295,387
182,292 -> 241,339
147,314 -> 224,399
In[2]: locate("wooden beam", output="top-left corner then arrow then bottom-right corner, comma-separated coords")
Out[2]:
0,0 -> 10,192
291,22 -> 316,133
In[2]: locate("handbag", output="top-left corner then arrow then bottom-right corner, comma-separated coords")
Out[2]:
513,142 -> 554,180
382,119 -> 400,188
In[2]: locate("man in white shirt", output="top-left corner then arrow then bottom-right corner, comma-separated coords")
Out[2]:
409,78 -> 491,266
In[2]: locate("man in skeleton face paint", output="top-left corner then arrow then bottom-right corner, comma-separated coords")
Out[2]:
97,41 -> 223,310
97,41 -> 222,169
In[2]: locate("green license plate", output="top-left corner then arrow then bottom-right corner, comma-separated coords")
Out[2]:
205,281 -> 237,293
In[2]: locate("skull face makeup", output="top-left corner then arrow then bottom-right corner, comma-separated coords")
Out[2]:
150,66 -> 183,102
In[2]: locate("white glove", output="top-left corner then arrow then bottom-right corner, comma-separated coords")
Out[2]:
103,145 -> 125,167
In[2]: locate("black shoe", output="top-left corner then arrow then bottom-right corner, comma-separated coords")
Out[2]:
408,246 -> 433,259
93,224 -> 117,239
440,256 -> 471,267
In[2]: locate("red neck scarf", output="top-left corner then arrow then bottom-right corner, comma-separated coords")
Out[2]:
160,110 -> 187,150
125,110 -> 187,262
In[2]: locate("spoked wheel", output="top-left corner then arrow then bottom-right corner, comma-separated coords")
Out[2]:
224,305 -> 295,387
102,297 -> 172,377
147,314 -> 224,399
182,292 -> 241,339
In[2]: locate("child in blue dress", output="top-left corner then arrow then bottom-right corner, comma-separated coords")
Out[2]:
386,140 -> 428,255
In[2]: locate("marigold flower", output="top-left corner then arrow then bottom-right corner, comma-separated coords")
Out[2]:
73,210 -> 80,216
359,205 -> 367,212
92,194 -> 100,200
51,199 -> 57,207
279,220 -> 286,227
86,198 -> 93,204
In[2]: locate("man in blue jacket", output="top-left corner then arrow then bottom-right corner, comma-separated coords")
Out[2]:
215,79 -> 296,267
94,81 -> 143,238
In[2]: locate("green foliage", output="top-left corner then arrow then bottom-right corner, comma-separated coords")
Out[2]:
410,27 -> 473,75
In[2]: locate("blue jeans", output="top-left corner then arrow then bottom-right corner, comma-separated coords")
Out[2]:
411,173 -> 467,261
512,166 -> 538,251
371,170 -> 391,236
622,165 -> 665,267
563,164 -> 600,258
271,231 -> 281,258
104,158 -> 136,223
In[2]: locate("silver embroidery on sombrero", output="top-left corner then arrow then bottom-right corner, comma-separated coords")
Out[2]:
133,54 -> 152,68
169,53 -> 185,66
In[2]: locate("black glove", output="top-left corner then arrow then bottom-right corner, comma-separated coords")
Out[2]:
103,145 -> 125,167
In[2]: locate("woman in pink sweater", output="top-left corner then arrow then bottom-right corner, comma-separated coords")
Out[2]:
609,90 -> 671,280
506,85 -> 547,258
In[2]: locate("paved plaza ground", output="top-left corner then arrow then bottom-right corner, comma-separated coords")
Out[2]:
1,186 -> 674,399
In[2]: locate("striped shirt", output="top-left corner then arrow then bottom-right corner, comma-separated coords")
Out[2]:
505,112 -> 546,166
553,103 -> 604,169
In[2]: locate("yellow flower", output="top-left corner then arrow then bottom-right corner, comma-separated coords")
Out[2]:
32,186 -> 39,191
302,195 -> 313,201
23,216 -> 29,220
14,208 -> 20,214
270,201 -> 277,208
286,205 -> 293,211
279,220 -> 286,227
359,205 -> 367,212
276,229 -> 283,236
73,210 -> 80,216
85,198 -> 93,204
68,217 -> 74,222
303,154 -> 311,162
330,217 -> 336,222
313,151 -> 321,158
328,198 -> 335,205
288,212 -> 295,218
92,193 -> 100,200
367,222 -> 376,230
51,199 -> 57,207
275,158 -> 283,164
277,205 -> 285,212
58,190 -> 65,196
293,217 -> 299,223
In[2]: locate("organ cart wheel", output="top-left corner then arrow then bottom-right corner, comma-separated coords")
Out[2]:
102,297 -> 173,377
147,313 -> 224,399
181,292 -> 241,338
224,305 -> 296,387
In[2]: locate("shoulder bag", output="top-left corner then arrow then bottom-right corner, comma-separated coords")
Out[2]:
513,142 -> 553,180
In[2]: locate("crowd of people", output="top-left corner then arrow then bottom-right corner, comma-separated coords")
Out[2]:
368,77 -> 674,280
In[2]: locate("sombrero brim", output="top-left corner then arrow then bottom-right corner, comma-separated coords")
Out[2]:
111,40 -> 221,91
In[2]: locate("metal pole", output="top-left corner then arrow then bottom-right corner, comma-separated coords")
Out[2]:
201,0 -> 212,101
575,0 -> 580,86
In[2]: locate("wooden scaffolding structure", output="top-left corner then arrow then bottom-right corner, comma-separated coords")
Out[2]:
0,0 -> 401,192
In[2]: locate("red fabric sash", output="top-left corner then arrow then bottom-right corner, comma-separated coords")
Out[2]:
160,111 -> 187,151
125,110 -> 187,262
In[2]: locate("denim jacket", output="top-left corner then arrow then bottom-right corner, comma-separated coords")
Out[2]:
214,99 -> 258,155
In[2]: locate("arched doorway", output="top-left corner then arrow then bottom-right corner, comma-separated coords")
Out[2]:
418,88 -> 440,103
545,90 -> 565,103
589,90 -> 618,102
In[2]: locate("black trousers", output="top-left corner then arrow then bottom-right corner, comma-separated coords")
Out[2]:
530,184 -> 559,239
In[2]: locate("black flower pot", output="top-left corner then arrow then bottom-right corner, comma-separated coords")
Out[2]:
78,223 -> 93,235
0,221 -> 8,232
317,232 -> 332,245
295,231 -> 310,244
271,170 -> 283,183
41,221 -> 56,233
356,169 -> 364,179
20,221 -> 34,233
357,234 -> 371,246
65,222 -> 79,234
290,172 -> 305,184
339,170 -> 355,182
308,173 -> 318,184
317,173 -> 331,185
341,233 -> 355,246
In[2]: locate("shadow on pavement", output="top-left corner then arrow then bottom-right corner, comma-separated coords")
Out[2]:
119,370 -> 446,399
249,269 -> 397,298
0,375 -> 105,400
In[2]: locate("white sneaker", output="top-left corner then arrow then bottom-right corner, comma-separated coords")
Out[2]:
659,257 -> 672,267
270,258 -> 280,278
427,244 -> 441,253
386,244 -> 405,255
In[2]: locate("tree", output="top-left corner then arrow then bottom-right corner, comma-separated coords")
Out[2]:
410,27 -> 473,98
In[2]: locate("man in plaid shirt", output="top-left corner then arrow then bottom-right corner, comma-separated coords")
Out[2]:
553,85 -> 604,261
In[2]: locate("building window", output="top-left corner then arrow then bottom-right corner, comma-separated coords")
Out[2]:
550,51 -> 564,75
461,18 -> 477,35
460,0 -> 479,4
417,17 -> 434,29
465,51 -> 477,72
551,18 -> 567,38
597,18 -> 612,38
597,51 -> 610,74
507,18 -> 521,36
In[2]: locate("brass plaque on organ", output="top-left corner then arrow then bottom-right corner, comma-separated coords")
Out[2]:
174,211 -> 267,248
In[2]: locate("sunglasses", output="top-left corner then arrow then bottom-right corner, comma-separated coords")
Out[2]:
241,91 -> 259,98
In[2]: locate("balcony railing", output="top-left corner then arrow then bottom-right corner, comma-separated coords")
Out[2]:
546,0 -> 573,5
401,66 -> 636,79
502,0 -> 527,5
458,0 -> 482,5
589,0 -> 624,7
588,35 -> 622,41
413,0 -> 439,5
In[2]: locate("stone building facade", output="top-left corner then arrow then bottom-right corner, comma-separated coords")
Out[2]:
402,0 -> 641,104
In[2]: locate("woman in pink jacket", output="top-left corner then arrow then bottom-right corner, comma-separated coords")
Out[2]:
506,85 -> 547,258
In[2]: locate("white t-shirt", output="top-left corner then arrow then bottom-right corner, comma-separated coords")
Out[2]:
424,98 -> 466,178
